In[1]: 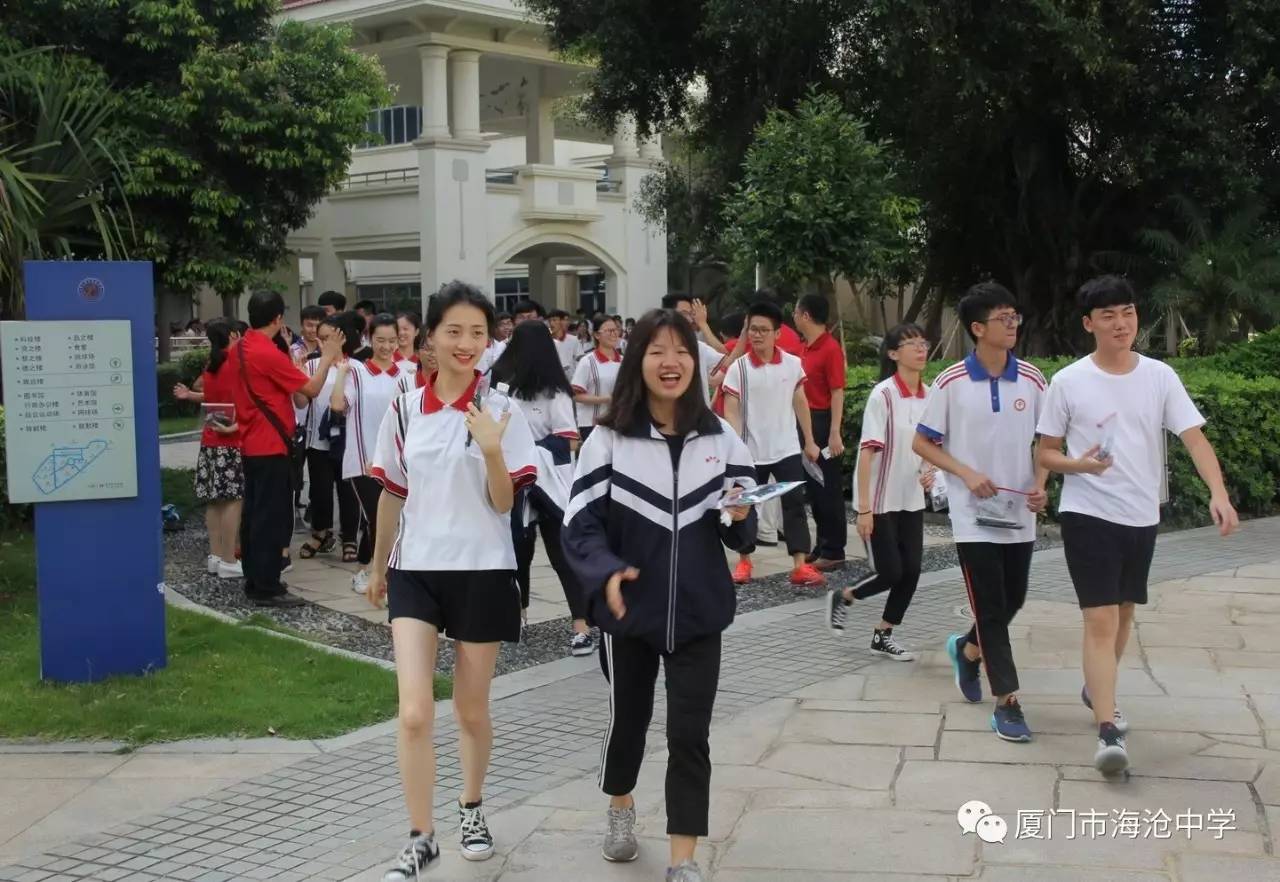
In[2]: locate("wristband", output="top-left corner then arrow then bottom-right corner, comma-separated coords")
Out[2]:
857,509 -> 871,516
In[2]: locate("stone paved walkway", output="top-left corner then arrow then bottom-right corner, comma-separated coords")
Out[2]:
3,519 -> 1280,881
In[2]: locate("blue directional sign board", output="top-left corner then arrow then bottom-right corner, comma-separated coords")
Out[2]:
3,261 -> 166,682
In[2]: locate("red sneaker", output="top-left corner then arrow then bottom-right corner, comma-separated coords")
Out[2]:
732,559 -> 754,584
790,563 -> 826,586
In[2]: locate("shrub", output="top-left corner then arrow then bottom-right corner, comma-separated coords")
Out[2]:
1197,327 -> 1280,378
839,354 -> 1280,529
157,347 -> 209,418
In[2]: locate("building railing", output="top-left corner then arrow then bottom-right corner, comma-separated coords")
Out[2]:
333,166 -> 623,194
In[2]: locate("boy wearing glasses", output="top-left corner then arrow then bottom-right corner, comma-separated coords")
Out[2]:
723,301 -> 826,588
1036,275 -> 1237,775
912,282 -> 1049,742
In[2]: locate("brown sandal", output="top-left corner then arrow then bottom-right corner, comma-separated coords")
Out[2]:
341,541 -> 358,563
298,530 -> 335,559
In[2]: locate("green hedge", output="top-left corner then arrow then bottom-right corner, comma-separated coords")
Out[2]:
838,355 -> 1280,528
157,348 -> 210,418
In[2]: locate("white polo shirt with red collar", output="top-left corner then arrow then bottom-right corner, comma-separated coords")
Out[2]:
571,347 -> 623,430
853,373 -> 931,515
721,346 -> 806,466
917,352 -> 1046,543
341,358 -> 407,480
371,371 -> 538,571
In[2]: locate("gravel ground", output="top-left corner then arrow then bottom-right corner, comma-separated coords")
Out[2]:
163,514 -> 1061,679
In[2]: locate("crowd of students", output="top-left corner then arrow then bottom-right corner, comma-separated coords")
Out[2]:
176,273 -> 1237,882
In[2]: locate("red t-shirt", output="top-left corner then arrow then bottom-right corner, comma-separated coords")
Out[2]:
199,366 -> 240,449
800,331 -> 846,410
778,323 -> 804,356
227,331 -> 308,457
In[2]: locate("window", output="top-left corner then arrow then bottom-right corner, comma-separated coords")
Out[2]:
355,284 -> 422,314
493,276 -> 530,315
361,106 -> 423,148
578,273 -> 606,316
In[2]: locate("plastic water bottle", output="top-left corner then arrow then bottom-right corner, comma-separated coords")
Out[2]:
929,470 -> 948,511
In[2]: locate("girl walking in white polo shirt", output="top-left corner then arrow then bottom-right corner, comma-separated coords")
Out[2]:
826,323 -> 936,660
366,282 -> 538,880
330,314 -> 406,593
572,314 -> 624,443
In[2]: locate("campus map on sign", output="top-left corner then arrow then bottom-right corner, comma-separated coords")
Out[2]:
1,320 -> 138,504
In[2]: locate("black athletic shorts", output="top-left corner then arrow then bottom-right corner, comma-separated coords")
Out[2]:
387,569 -> 522,643
1060,512 -> 1157,608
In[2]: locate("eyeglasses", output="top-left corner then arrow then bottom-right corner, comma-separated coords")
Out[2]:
895,339 -> 931,351
746,326 -> 775,337
983,313 -> 1024,328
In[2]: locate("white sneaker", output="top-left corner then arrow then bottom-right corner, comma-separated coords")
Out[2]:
352,569 -> 369,593
206,554 -> 221,575
216,559 -> 243,579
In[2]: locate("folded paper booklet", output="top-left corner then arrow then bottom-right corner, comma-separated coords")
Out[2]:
974,492 -> 1022,529
717,481 -> 804,509
202,402 -> 235,429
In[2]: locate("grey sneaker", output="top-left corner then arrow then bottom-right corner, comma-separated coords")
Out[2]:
667,860 -> 705,881
602,805 -> 638,862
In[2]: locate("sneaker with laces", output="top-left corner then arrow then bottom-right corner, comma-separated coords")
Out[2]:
602,805 -> 638,862
732,559 -> 753,585
1094,721 -> 1129,775
206,554 -> 221,575
216,559 -> 243,579
1081,686 -> 1129,734
667,860 -> 705,882
458,801 -> 494,861
352,569 -> 370,594
991,698 -> 1032,742
790,563 -> 826,586
825,589 -> 850,635
870,628 -> 915,661
570,632 -> 596,657
382,832 -> 440,881
946,634 -> 983,702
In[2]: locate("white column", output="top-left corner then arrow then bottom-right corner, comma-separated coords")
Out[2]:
527,256 -> 560,307
638,132 -> 662,161
525,75 -> 556,165
313,247 -> 346,301
418,45 -> 450,139
611,115 -> 638,159
448,50 -> 482,140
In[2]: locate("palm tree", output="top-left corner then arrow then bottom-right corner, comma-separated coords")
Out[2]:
0,44 -> 132,320
1138,196 -> 1280,353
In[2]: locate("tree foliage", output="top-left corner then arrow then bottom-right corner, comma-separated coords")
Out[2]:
722,91 -> 918,292
0,0 -> 388,300
524,0 -> 1280,352
0,42 -> 132,319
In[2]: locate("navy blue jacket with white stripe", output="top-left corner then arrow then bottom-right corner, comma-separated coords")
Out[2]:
561,415 -> 759,652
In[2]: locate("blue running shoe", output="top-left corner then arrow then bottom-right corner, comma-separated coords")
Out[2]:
946,634 -> 983,703
991,698 -> 1032,742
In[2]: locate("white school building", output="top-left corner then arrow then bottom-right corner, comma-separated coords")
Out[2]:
198,0 -> 668,326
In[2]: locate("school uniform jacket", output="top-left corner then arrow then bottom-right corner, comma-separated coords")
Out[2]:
562,417 -> 759,652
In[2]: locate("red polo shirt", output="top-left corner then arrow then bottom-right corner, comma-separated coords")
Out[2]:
227,330 -> 308,457
800,331 -> 846,410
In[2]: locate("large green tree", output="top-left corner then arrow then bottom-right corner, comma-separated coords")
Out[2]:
524,0 -> 1280,352
1,0 -> 387,314
722,92 -> 919,300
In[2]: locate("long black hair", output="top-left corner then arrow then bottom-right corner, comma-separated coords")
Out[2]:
205,317 -> 236,375
491,321 -> 572,400
878,322 -> 926,381
598,309 -> 720,438
325,311 -> 364,357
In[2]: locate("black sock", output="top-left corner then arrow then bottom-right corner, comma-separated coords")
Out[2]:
410,829 -> 421,838
462,800 -> 482,809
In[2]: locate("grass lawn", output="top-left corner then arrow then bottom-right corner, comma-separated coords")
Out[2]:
158,414 -> 200,436
0,529 -> 420,746
161,466 -> 203,518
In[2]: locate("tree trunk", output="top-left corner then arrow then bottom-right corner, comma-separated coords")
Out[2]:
903,262 -> 936,323
1165,307 -> 1178,356
923,289 -> 946,355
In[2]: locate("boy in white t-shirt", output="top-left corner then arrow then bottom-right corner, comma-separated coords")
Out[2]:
1036,274 -> 1238,776
912,282 -> 1049,744
723,301 -> 826,588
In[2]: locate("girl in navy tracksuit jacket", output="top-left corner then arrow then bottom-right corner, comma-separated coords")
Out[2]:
562,309 -> 757,881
